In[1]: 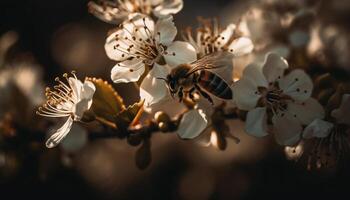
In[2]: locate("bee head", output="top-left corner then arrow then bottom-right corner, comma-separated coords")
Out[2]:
166,74 -> 178,95
156,75 -> 178,96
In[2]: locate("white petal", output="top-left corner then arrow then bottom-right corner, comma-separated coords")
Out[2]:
272,112 -> 302,146
126,13 -> 155,33
262,53 -> 289,83
287,98 -> 325,125
279,69 -> 313,102
68,77 -> 83,100
153,0 -> 183,18
87,1 -> 128,24
177,109 -> 208,139
155,15 -> 177,46
46,117 -> 74,148
82,80 -> 96,100
245,107 -> 269,137
104,30 -> 130,61
331,94 -> 350,125
233,77 -> 261,110
242,63 -> 268,88
215,24 -> 236,48
228,37 -> 254,57
74,99 -> 90,120
303,119 -> 333,139
111,60 -> 145,83
284,141 -> 304,161
164,41 -> 197,67
140,64 -> 169,107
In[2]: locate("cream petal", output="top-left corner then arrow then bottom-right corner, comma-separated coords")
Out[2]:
126,13 -> 155,32
242,63 -> 268,88
262,53 -> 289,83
111,60 -> 145,83
140,64 -> 169,108
104,30 -> 131,61
68,77 -> 83,100
331,94 -> 350,125
155,15 -> 177,46
228,37 -> 254,57
287,98 -> 325,125
87,1 -> 127,24
279,69 -> 313,102
46,117 -> 74,148
164,41 -> 197,67
303,119 -> 333,139
245,107 -> 269,137
272,112 -> 302,146
74,99 -> 90,120
82,80 -> 96,100
177,109 -> 208,139
153,0 -> 183,18
215,24 -> 236,49
233,77 -> 261,110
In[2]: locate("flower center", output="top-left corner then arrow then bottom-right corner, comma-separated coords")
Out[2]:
258,84 -> 290,114
113,17 -> 165,65
36,72 -> 78,119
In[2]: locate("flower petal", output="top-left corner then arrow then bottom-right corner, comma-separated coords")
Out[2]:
233,77 -> 261,110
153,0 -> 183,18
68,77 -> 83,100
242,63 -> 268,88
74,99 -> 90,120
155,15 -> 177,46
245,107 -> 269,137
215,24 -> 236,49
287,98 -> 325,125
177,109 -> 208,139
272,112 -> 302,146
111,60 -> 145,83
228,37 -> 254,57
262,53 -> 289,83
164,41 -> 197,67
82,80 -> 96,100
279,69 -> 313,102
104,30 -> 130,61
303,119 -> 333,139
140,63 -> 169,108
331,94 -> 350,125
46,117 -> 74,148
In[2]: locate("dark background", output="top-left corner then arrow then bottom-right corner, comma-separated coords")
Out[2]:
1,0 -> 349,199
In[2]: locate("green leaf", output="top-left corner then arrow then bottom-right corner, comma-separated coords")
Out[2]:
87,78 -> 125,123
115,100 -> 144,130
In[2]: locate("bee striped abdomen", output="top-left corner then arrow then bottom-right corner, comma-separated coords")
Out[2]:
198,70 -> 232,99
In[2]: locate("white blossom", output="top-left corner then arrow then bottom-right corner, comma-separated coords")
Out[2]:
183,18 -> 253,58
303,94 -> 350,139
105,14 -> 196,108
233,53 -> 324,146
88,0 -> 183,23
37,72 -> 96,148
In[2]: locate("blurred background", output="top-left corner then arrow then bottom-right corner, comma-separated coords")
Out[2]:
1,0 -> 350,199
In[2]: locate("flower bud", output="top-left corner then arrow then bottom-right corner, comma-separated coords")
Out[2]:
154,111 -> 170,124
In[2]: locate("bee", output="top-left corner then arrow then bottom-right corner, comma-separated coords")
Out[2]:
161,52 -> 234,104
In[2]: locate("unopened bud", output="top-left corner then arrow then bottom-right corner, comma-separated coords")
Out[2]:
154,111 -> 170,124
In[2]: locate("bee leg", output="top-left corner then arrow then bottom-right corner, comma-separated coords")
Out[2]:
178,87 -> 184,103
195,85 -> 214,105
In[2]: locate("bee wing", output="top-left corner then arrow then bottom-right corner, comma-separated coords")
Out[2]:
185,51 -> 234,77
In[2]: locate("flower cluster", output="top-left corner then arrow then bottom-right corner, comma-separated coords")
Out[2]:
32,0 -> 350,170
